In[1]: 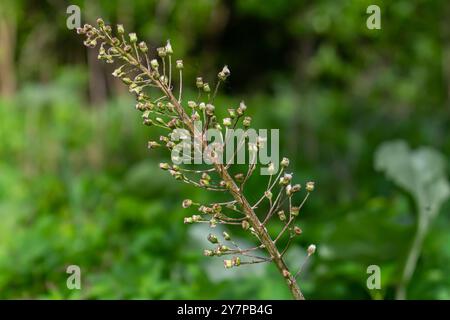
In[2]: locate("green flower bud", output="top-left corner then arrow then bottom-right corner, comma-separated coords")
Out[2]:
159,163 -> 170,170
129,33 -> 137,43
157,47 -> 166,57
281,157 -> 290,168
187,101 -> 197,109
207,233 -> 218,244
147,141 -> 160,149
204,249 -> 214,257
243,116 -> 252,127
96,18 -> 105,27
222,231 -> 231,241
218,65 -> 230,81
237,101 -> 247,115
224,259 -> 233,269
165,40 -> 173,54
184,217 -> 193,224
138,41 -> 148,53
223,118 -> 232,127
150,59 -> 159,70
176,60 -> 183,69
196,77 -> 204,89
306,181 -> 315,192
121,77 -> 132,85
143,118 -> 153,126
278,210 -> 286,221
266,162 -> 276,175
291,206 -> 300,216
307,244 -> 316,256
182,199 -> 193,208
241,220 -> 250,230
117,24 -> 124,34
205,103 -> 215,116
279,173 -> 292,185
203,83 -> 211,93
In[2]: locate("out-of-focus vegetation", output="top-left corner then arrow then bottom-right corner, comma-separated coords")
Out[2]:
0,0 -> 449,299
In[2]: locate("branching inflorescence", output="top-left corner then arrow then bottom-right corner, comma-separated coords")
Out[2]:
77,18 -> 316,300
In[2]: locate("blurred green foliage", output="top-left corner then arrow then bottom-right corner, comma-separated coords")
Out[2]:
0,0 -> 449,299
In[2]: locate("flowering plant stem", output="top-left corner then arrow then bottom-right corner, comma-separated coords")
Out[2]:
159,76 -> 304,300
77,19 -> 314,300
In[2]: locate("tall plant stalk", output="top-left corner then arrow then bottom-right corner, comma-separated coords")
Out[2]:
77,18 -> 316,300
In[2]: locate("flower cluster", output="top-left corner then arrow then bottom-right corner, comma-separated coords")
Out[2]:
77,18 -> 316,300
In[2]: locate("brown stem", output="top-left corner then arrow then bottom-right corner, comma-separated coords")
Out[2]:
160,81 -> 305,300
118,47 -> 305,300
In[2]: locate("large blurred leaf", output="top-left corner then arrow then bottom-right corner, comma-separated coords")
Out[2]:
375,140 -> 450,229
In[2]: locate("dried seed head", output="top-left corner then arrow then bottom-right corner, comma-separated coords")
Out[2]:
196,77 -> 204,88
147,141 -> 160,149
237,102 -> 246,116
143,118 -> 153,126
279,173 -> 292,185
121,77 -> 132,85
191,112 -> 200,121
306,181 -> 315,192
264,190 -> 273,200
294,226 -> 302,235
218,65 -> 230,81
278,210 -> 286,221
307,244 -> 316,256
282,269 -> 291,278
117,24 -> 124,34
150,59 -> 159,69
165,40 -> 173,54
267,162 -> 276,175
281,157 -> 290,168
129,33 -> 137,43
234,173 -> 244,183
138,41 -> 148,53
291,206 -> 300,216
205,103 -> 215,115
182,199 -> 193,208
224,259 -> 233,269
286,184 -> 292,196
159,162 -> 170,170
243,116 -> 252,127
207,233 -> 218,244
187,101 -> 197,109
157,47 -> 166,57
96,18 -> 105,27
223,117 -> 232,127
212,203 -> 222,213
